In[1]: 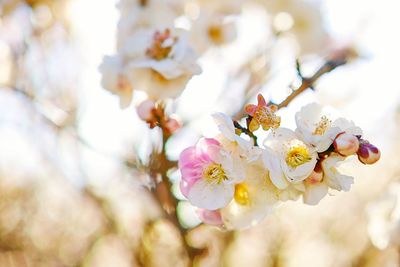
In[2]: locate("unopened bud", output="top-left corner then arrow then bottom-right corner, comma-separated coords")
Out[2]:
357,140 -> 380,165
164,117 -> 181,134
136,99 -> 156,121
305,162 -> 323,185
333,132 -> 359,156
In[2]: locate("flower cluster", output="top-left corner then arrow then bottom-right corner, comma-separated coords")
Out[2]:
179,95 -> 380,229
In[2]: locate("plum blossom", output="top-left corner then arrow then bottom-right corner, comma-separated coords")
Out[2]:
264,128 -> 318,184
303,154 -> 354,205
190,11 -> 237,52
220,158 -> 279,229
295,103 -> 362,152
122,28 -> 202,99
116,0 -> 181,47
212,112 -> 260,160
179,138 -> 245,210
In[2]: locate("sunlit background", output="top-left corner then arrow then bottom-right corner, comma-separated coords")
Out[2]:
0,0 -> 400,266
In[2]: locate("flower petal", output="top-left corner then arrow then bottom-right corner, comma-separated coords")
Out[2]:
187,179 -> 234,210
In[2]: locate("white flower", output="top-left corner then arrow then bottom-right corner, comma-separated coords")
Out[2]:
303,154 -> 354,205
220,159 -> 277,230
295,103 -> 362,152
190,11 -> 237,53
116,0 -> 181,47
98,55 -> 133,108
258,0 -> 329,55
264,128 -> 318,184
122,28 -> 201,99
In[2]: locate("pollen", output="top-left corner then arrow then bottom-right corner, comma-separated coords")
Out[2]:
208,25 -> 224,44
286,145 -> 312,168
203,163 -> 228,184
234,183 -> 251,206
254,106 -> 281,131
146,29 -> 177,61
313,115 -> 331,136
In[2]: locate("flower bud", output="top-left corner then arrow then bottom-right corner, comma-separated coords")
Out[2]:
164,117 -> 181,134
357,140 -> 380,164
136,99 -> 155,121
305,162 -> 323,185
333,132 -> 359,156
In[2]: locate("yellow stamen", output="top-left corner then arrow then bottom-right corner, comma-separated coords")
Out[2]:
286,145 -> 311,168
234,183 -> 250,206
203,163 -> 228,184
208,25 -> 224,44
254,106 -> 281,131
146,29 -> 177,61
313,115 -> 331,136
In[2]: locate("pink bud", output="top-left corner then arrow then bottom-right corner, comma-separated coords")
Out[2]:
305,162 -> 323,185
357,140 -> 381,165
164,117 -> 181,134
136,99 -> 155,121
333,132 -> 360,156
197,209 -> 223,226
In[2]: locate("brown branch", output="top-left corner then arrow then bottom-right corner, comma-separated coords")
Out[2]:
276,55 -> 349,110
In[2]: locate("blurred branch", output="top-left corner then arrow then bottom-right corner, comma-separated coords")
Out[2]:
275,53 -> 349,110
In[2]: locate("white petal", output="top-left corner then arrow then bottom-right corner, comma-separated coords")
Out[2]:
188,179 -> 234,210
263,148 -> 288,189
303,183 -> 328,205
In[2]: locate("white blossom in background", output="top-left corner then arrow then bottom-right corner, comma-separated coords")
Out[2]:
100,27 -> 201,105
116,0 -> 182,48
190,10 -> 237,53
258,0 -> 329,55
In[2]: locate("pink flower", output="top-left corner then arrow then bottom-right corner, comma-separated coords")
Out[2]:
179,138 -> 244,210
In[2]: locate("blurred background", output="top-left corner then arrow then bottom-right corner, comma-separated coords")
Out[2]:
0,0 -> 400,266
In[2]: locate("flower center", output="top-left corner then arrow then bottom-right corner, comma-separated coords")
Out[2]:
286,145 -> 311,168
234,183 -> 250,205
313,115 -> 331,136
208,25 -> 224,44
203,163 -> 228,184
146,29 -> 177,61
254,106 -> 281,130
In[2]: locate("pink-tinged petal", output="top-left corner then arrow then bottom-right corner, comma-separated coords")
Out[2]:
257,94 -> 267,107
244,104 -> 257,116
197,209 -> 223,226
180,178 -> 199,198
197,138 -> 221,162
179,146 -> 200,169
187,179 -> 234,210
180,165 -> 203,181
